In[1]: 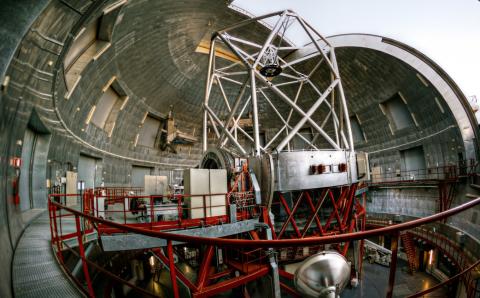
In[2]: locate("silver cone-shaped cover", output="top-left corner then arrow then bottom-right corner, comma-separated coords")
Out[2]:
294,251 -> 351,298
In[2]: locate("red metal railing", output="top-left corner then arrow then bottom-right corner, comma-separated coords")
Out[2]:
407,258 -> 480,298
369,160 -> 477,184
48,192 -> 480,298
368,218 -> 479,297
55,190 -> 258,235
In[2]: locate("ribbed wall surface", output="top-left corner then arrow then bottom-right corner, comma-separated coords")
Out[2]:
0,1 -> 479,297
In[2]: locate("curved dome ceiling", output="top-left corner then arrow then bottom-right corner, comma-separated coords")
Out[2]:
2,0 -> 478,169
1,3 -> 480,297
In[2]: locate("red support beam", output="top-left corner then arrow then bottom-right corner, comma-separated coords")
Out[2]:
167,241 -> 180,298
74,215 -> 95,297
192,267 -> 269,298
386,232 -> 399,298
208,269 -> 233,280
340,218 -> 357,256
153,249 -> 197,291
280,282 -> 302,298
301,190 -> 327,237
358,194 -> 367,279
196,245 -> 215,290
48,202 -> 54,245
324,190 -> 343,231
249,230 -> 261,240
50,203 -> 64,262
341,184 -> 358,228
278,268 -> 294,280
277,193 -> 303,239
261,207 -> 277,240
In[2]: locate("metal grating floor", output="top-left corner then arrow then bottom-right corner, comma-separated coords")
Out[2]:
13,211 -> 82,297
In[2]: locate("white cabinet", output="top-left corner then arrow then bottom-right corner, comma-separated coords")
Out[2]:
184,169 -> 227,219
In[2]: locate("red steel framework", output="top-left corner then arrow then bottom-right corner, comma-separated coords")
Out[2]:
46,162 -> 480,297
48,190 -> 480,298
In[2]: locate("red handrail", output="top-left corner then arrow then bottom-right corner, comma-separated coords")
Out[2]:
48,196 -> 480,248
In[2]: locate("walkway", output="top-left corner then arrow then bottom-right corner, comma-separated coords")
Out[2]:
12,210 -> 81,297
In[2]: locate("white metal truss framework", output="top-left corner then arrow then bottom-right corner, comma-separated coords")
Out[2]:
202,10 -> 354,157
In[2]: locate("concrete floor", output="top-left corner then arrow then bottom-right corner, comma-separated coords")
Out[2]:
127,262 -> 196,298
124,259 -> 448,298
343,260 -> 449,298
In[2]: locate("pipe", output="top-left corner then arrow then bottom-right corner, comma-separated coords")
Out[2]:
250,68 -> 261,156
203,39 -> 216,152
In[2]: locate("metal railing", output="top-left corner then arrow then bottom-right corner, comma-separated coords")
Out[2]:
51,190 -> 257,235
369,160 -> 477,184
47,191 -> 480,298
367,217 -> 479,297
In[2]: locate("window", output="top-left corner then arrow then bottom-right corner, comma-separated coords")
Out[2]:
87,77 -> 128,137
137,114 -> 163,148
350,114 -> 365,143
64,0 -> 126,97
380,93 -> 416,131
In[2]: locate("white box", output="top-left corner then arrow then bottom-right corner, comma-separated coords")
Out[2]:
184,169 -> 210,219
183,169 -> 227,219
144,175 -> 168,196
209,169 -> 227,217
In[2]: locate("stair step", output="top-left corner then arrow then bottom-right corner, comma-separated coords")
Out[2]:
466,193 -> 478,199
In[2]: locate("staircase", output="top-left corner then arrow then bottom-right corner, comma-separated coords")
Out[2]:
400,232 -> 417,274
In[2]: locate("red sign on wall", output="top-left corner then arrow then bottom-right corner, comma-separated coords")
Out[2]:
10,157 -> 22,168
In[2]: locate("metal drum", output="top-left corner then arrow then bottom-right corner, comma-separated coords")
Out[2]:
294,251 -> 351,298
200,148 -> 235,179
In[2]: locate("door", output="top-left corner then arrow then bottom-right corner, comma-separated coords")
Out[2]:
131,166 -> 153,187
78,155 -> 98,189
19,129 -> 35,211
401,146 -> 426,179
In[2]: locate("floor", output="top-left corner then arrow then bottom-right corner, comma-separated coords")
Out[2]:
12,210 -> 81,297
125,260 -> 449,298
127,262 -> 196,298
343,260 -> 449,298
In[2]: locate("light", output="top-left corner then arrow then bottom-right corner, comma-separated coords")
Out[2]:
428,249 -> 433,265
77,181 -> 85,191
149,256 -> 155,267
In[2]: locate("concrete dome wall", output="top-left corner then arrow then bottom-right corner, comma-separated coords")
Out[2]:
329,35 -> 480,238
0,1 -> 479,297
